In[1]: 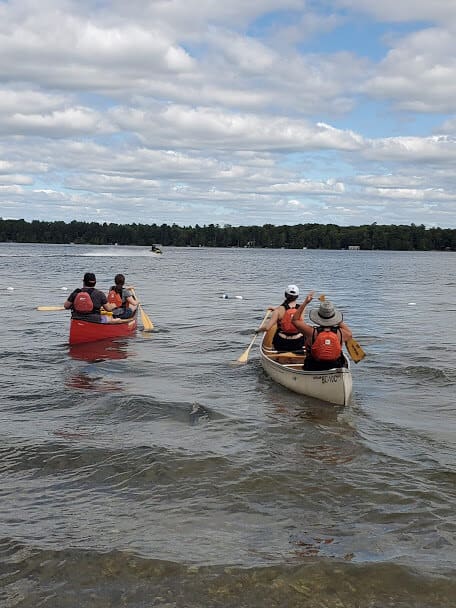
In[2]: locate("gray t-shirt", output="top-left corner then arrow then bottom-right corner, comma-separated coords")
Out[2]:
68,287 -> 108,317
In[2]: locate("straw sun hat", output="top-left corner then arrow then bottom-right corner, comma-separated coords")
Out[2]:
309,300 -> 343,326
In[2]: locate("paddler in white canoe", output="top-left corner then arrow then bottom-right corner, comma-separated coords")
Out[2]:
257,291 -> 358,406
291,292 -> 353,371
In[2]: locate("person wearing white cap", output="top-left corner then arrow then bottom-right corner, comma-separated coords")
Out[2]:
257,284 -> 307,351
292,293 -> 353,370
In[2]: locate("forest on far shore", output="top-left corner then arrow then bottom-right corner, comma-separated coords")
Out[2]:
1,218 -> 455,251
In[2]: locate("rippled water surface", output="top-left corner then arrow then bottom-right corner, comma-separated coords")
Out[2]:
1,243 -> 455,607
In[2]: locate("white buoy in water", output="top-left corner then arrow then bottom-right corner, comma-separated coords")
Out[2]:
234,295 -> 243,299
7,286 -> 14,291
61,287 -> 68,291
408,302 -> 416,306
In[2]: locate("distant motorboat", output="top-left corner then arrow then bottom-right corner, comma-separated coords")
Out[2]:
150,244 -> 163,254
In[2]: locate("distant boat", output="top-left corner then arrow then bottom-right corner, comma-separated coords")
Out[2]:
150,244 -> 162,254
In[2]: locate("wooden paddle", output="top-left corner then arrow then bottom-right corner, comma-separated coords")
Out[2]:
37,305 -> 113,316
318,294 -> 366,363
235,310 -> 270,365
130,288 -> 154,331
345,338 -> 365,363
37,306 -> 65,311
138,303 -> 154,331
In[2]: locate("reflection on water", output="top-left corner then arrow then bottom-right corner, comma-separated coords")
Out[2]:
65,371 -> 125,392
65,339 -> 131,391
68,338 -> 130,362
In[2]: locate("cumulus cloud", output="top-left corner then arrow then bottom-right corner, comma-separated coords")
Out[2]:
364,28 -> 456,113
111,105 -> 364,151
363,135 -> 456,163
0,0 -> 455,228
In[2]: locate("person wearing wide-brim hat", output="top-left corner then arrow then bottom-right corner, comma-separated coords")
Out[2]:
309,300 -> 344,327
292,292 -> 353,371
257,284 -> 307,352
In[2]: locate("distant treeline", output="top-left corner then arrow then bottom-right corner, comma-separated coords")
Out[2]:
1,218 -> 455,250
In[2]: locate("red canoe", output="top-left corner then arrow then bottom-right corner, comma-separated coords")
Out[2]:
69,313 -> 137,345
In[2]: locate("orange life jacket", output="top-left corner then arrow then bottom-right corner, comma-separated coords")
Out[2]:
73,289 -> 94,313
107,288 -> 122,308
310,327 -> 342,361
279,304 -> 299,334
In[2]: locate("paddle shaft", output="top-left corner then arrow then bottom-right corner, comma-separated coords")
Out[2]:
236,310 -> 270,364
36,306 -> 65,311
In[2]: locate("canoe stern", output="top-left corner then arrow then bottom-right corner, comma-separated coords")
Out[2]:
260,335 -> 353,406
69,315 -> 137,345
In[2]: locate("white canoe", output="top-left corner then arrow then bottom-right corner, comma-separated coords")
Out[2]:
260,329 -> 353,406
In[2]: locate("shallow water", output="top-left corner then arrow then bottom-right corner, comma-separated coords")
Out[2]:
1,243 -> 455,607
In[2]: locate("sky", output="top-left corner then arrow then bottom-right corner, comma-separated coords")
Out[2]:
1,0 -> 456,228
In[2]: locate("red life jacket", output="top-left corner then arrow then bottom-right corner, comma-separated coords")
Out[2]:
311,327 -> 342,361
279,304 -> 299,334
107,289 -> 122,308
73,289 -> 94,313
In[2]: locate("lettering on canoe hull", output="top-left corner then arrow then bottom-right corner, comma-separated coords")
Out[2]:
313,375 -> 341,384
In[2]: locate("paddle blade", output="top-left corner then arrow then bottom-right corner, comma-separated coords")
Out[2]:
236,346 -> 252,365
37,306 -> 65,311
139,304 -> 154,331
346,338 -> 365,363
236,353 -> 249,365
234,331 -> 259,365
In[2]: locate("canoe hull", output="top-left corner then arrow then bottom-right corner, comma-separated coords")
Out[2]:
69,314 -> 137,345
260,334 -> 352,406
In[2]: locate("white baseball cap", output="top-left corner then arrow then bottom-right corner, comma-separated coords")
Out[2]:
285,284 -> 299,296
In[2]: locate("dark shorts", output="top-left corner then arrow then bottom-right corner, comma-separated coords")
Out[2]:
272,332 -> 305,352
303,355 -> 346,371
113,307 -> 134,319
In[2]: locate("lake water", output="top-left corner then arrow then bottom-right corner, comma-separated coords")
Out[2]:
1,243 -> 455,607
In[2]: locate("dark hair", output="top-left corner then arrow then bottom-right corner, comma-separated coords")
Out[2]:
83,272 -> 96,287
112,273 -> 125,295
283,293 -> 298,304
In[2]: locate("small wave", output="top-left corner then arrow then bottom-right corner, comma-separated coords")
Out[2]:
403,365 -> 456,384
2,541 -> 454,606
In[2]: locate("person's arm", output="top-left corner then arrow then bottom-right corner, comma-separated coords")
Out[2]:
291,291 -> 314,332
64,290 -> 75,309
257,307 -> 281,333
124,289 -> 138,306
100,293 -> 116,312
339,322 -> 353,343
